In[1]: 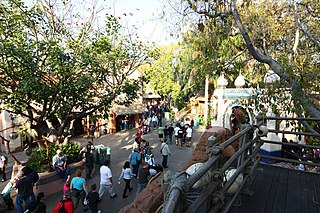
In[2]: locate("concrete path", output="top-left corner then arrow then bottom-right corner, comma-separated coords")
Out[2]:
3,120 -> 205,213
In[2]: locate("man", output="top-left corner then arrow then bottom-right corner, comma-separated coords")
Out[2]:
186,125 -> 193,148
80,141 -> 95,179
98,160 -> 117,200
163,125 -> 169,143
161,139 -> 171,168
14,170 -> 33,213
174,124 -> 180,145
168,124 -> 174,144
136,163 -> 150,196
52,149 -> 71,180
177,127 -> 184,149
158,125 -> 164,142
0,154 -> 7,182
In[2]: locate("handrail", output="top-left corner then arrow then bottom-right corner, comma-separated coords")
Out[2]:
162,116 -> 320,213
256,116 -> 320,121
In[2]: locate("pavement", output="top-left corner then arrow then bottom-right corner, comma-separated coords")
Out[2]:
1,120 -> 205,213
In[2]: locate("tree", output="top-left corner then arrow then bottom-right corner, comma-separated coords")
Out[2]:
166,0 -> 319,135
0,0 -> 153,143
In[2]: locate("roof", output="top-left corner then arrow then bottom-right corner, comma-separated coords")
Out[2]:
111,103 -> 148,116
143,93 -> 161,99
214,88 -> 257,99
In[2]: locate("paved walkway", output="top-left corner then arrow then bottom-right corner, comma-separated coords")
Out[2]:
2,121 -> 205,213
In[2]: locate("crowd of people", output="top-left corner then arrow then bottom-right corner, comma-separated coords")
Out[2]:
1,102 -> 195,213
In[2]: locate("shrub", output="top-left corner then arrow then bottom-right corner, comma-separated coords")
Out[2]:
26,142 -> 82,173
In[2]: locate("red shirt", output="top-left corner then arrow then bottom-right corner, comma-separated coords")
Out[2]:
52,198 -> 74,213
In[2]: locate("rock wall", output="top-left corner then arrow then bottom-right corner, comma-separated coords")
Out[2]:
119,126 -> 228,213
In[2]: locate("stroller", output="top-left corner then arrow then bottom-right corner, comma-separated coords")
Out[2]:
1,179 -> 15,210
142,125 -> 150,135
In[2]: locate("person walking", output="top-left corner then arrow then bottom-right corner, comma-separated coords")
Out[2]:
80,141 -> 95,179
136,163 -> 150,196
168,124 -> 174,144
52,149 -> 71,180
129,148 -> 141,177
118,161 -> 134,198
86,184 -> 100,213
161,139 -> 171,168
0,154 -> 7,182
186,124 -> 193,147
52,190 -> 74,213
174,124 -> 180,146
98,160 -> 117,200
14,170 -> 33,213
158,125 -> 164,142
70,169 -> 88,209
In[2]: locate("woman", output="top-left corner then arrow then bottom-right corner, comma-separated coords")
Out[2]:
130,148 -> 141,177
70,170 -> 88,209
118,161 -> 134,198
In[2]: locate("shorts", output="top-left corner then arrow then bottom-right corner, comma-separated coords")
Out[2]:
159,134 -> 163,138
186,137 -> 192,142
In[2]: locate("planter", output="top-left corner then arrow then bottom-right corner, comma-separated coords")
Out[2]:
34,161 -> 86,196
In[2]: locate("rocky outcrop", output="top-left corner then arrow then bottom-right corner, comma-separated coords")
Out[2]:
120,127 -> 228,213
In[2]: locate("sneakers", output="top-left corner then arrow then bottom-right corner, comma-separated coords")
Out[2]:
110,194 -> 118,198
122,195 -> 128,198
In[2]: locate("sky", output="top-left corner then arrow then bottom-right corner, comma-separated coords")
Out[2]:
107,0 -> 171,45
24,0 -> 174,45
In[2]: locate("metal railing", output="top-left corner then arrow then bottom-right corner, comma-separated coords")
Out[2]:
161,116 -> 320,213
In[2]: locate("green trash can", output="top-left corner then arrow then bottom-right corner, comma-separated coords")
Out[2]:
96,146 -> 111,165
94,144 -> 105,164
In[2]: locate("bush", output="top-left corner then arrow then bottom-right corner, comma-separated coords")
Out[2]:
26,142 -> 82,173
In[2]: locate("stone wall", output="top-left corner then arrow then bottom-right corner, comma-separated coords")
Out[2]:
119,126 -> 228,213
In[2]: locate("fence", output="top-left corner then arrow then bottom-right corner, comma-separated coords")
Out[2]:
161,116 -> 320,213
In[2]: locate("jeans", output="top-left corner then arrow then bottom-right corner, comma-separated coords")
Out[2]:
98,183 -> 116,199
54,166 -> 71,180
162,155 -> 168,167
0,167 -> 6,181
16,194 -> 32,213
136,182 -> 147,196
85,166 -> 94,179
132,164 -> 139,177
89,206 -> 99,213
168,135 -> 173,144
123,178 -> 132,196
72,190 -> 85,209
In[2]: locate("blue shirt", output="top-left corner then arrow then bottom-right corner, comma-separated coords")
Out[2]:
71,177 -> 86,190
130,152 -> 141,165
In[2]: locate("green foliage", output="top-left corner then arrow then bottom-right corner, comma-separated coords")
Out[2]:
0,1 -> 154,139
26,142 -> 81,173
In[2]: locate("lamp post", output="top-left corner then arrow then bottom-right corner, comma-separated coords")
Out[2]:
0,114 -> 21,165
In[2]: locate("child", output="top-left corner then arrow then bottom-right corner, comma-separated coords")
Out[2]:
86,184 -> 100,213
63,175 -> 71,194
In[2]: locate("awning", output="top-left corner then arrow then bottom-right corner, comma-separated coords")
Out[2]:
143,93 -> 161,99
111,103 -> 148,116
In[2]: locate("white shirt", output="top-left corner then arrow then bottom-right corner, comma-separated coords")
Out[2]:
174,126 -> 180,136
186,127 -> 193,138
0,156 -> 6,167
161,143 -> 171,156
118,168 -> 134,180
100,165 -> 112,185
145,155 -> 155,167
